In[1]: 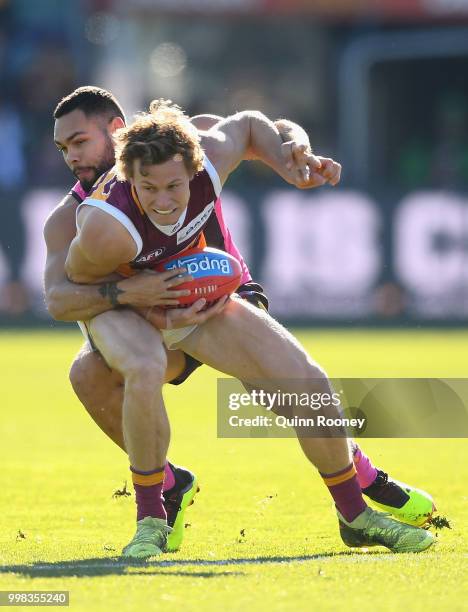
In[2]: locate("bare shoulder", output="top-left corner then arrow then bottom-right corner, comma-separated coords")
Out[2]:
77,205 -> 137,263
199,112 -> 252,184
199,126 -> 236,185
43,194 -> 79,249
190,113 -> 223,131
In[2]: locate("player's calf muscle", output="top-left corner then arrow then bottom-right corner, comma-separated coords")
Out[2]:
69,349 -> 126,449
68,332 -> 186,452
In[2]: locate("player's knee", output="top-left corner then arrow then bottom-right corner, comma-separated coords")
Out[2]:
69,353 -> 94,400
69,349 -> 123,403
300,362 -> 335,401
304,361 -> 330,389
122,346 -> 168,389
280,355 -> 331,396
125,364 -> 166,397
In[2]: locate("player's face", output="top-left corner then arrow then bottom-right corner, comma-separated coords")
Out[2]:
54,109 -> 116,192
131,157 -> 192,226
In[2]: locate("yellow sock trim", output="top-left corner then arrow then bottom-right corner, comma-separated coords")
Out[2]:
322,464 -> 357,487
132,469 -> 165,486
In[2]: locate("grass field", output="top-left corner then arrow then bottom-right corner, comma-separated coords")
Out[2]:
1,329 -> 467,611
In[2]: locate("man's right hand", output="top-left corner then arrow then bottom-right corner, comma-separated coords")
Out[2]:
141,296 -> 230,330
118,268 -> 193,308
165,296 -> 230,328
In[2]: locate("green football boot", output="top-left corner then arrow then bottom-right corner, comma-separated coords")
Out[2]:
122,516 -> 172,559
338,507 -> 435,553
362,470 -> 435,527
164,465 -> 199,552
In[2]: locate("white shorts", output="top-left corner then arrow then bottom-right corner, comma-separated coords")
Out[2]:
161,325 -> 198,349
77,321 -> 92,349
77,321 -> 197,351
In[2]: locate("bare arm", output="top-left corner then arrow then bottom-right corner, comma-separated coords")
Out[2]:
201,110 -> 297,186
200,111 -> 341,189
190,114 -> 223,131
275,118 -> 310,148
192,114 -> 308,150
192,113 -> 277,161
65,205 -> 137,283
43,196 -> 123,321
44,197 -> 189,321
192,113 -> 340,181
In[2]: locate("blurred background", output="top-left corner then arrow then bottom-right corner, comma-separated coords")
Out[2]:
2,0 -> 468,326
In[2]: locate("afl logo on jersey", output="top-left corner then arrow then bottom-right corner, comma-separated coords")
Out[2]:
135,247 -> 166,264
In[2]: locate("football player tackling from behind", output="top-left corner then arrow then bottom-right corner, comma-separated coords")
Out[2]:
47,87 -> 343,551
49,90 -> 435,539
64,99 -> 435,557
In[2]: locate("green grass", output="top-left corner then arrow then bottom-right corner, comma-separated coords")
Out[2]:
0,329 -> 467,611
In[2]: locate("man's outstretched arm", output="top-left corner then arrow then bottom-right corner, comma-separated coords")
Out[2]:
201,111 -> 295,186
201,110 -> 321,187
193,112 -> 339,187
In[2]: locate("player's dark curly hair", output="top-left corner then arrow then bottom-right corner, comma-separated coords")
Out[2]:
114,99 -> 204,180
53,86 -> 126,122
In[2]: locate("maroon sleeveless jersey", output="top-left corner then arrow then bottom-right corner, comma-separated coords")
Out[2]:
78,157 -> 222,275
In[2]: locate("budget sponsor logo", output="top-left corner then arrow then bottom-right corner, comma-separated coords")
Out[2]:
164,253 -> 232,278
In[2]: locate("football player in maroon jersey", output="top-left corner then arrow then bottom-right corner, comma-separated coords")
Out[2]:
63,99 -> 434,558
47,87 -> 335,552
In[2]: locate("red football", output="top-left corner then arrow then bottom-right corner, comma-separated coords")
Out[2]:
155,247 -> 242,307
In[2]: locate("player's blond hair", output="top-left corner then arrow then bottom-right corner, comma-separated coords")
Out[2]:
114,99 -> 204,180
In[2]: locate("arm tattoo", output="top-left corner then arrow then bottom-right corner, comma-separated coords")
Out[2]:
98,282 -> 124,308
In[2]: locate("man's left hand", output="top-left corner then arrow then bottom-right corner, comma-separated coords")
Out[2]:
281,141 -> 341,189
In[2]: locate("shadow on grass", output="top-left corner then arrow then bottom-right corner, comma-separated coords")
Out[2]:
0,551 -> 358,578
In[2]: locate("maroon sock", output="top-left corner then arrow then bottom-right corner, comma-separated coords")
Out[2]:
321,463 -> 367,523
131,466 -> 166,522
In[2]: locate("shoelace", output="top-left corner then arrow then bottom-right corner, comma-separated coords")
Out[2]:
134,523 -> 171,547
368,512 -> 418,544
376,471 -> 389,486
367,471 -> 410,506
